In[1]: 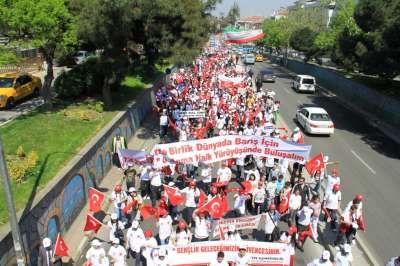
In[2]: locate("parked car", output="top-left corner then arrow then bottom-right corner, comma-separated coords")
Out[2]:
255,54 -> 264,62
258,68 -> 276,82
74,50 -> 89,65
296,106 -> 334,135
243,54 -> 255,64
0,72 -> 42,109
292,74 -> 316,93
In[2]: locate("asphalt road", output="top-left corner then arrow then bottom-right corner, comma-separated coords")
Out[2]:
251,60 -> 400,264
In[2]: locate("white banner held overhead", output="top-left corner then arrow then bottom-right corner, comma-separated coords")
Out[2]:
161,240 -> 291,266
179,110 -> 206,118
212,215 -> 263,238
151,135 -> 312,165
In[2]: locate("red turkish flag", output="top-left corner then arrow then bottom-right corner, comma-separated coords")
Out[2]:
198,196 -> 227,219
54,234 -> 69,257
279,190 -> 291,214
241,181 -> 253,194
140,204 -> 159,220
298,224 -> 313,242
88,188 -> 105,213
83,214 -> 102,233
305,153 -> 325,174
122,199 -> 137,215
358,214 -> 366,231
163,185 -> 186,206
197,189 -> 207,207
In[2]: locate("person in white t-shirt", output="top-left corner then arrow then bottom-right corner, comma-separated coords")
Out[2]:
192,210 -> 210,241
142,230 -> 158,264
180,181 -> 200,226
200,163 -> 212,194
264,204 -> 281,242
157,209 -> 173,245
86,239 -> 108,266
126,220 -> 145,265
325,168 -> 340,195
234,190 -> 249,217
288,189 -> 302,226
210,251 -> 229,266
296,204 -> 314,250
252,181 -> 266,215
307,250 -> 332,266
150,169 -> 163,207
217,162 -> 232,185
234,245 -> 250,266
107,213 -> 125,242
171,220 -> 192,246
225,224 -> 242,241
335,244 -> 353,266
323,183 -> 341,231
108,238 -> 127,266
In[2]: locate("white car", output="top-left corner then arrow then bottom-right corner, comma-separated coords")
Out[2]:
296,106 -> 334,135
292,74 -> 316,93
243,54 -> 255,64
74,50 -> 89,65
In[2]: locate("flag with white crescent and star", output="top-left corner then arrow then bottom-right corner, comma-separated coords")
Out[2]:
88,188 -> 105,213
305,153 -> 325,174
54,233 -> 69,257
83,214 -> 102,233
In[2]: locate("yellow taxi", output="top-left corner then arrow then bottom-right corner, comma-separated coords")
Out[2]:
0,72 -> 42,109
255,54 -> 264,62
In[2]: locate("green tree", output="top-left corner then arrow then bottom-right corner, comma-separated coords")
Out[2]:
289,27 -> 319,61
352,0 -> 400,78
260,19 -> 291,52
7,0 -> 77,104
226,1 -> 240,26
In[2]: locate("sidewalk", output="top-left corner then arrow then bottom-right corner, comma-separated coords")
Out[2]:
64,112 -> 161,263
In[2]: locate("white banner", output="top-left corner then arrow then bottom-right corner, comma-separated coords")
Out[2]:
213,215 -> 263,238
161,241 -> 291,265
179,110 -> 206,118
151,135 -> 312,165
218,74 -> 246,84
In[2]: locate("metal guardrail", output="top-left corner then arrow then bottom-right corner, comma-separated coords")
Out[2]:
0,65 -> 40,73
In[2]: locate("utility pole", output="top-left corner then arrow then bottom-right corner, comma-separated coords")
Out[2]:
0,135 -> 26,266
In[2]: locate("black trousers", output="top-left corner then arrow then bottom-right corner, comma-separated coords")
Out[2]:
140,180 -> 150,198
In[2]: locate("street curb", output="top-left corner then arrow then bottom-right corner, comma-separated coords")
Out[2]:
274,69 -> 378,266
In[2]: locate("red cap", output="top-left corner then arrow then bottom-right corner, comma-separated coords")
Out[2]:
178,220 -> 186,229
114,184 -> 122,193
333,183 -> 340,191
269,204 -> 276,211
239,189 -> 246,195
144,230 -> 153,238
210,186 -> 218,195
288,225 -> 297,235
354,194 -> 363,202
198,211 -> 206,217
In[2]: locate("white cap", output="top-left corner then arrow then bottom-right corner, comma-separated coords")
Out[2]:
128,187 -> 136,193
239,244 -> 247,250
131,220 -> 139,229
158,248 -> 166,256
168,181 -> 175,187
91,239 -> 101,247
228,225 -> 236,232
42,238 -> 51,248
322,250 -> 330,260
343,243 -> 351,253
111,213 -> 118,220
294,127 -> 300,132
112,238 -> 120,244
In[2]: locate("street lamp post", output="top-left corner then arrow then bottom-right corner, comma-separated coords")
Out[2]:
0,135 -> 26,266
327,1 -> 336,28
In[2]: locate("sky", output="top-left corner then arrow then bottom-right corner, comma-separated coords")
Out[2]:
213,0 -> 296,17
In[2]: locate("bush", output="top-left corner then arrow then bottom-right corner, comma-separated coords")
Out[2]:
0,48 -> 20,66
16,146 -> 25,158
7,151 -> 39,183
54,56 -> 104,98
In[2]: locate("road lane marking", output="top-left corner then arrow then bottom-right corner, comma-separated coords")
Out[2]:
350,150 -> 377,175
283,87 -> 290,94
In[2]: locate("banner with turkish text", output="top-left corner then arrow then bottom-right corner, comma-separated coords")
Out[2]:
152,135 -> 312,165
160,240 -> 291,266
179,110 -> 206,118
118,149 -> 152,169
212,215 -> 263,237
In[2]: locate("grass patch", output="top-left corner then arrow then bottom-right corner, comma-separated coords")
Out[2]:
0,100 -> 117,224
